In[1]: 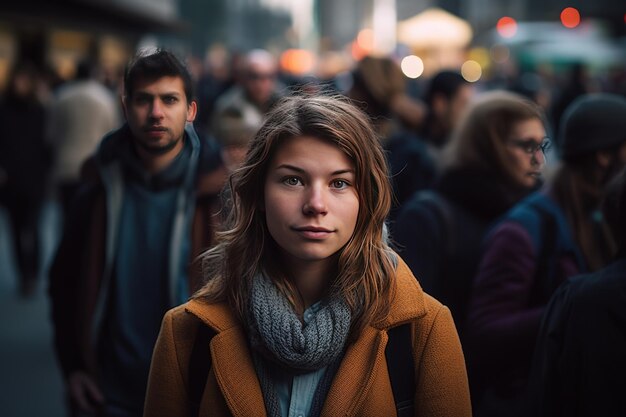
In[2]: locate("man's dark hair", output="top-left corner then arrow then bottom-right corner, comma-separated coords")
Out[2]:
124,49 -> 194,103
423,70 -> 468,106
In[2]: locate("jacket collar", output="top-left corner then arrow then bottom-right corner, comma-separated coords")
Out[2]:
185,255 -> 425,331
185,255 -> 425,417
374,255 -> 427,329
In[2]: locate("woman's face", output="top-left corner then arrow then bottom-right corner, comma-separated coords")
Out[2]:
263,135 -> 359,268
505,118 -> 547,188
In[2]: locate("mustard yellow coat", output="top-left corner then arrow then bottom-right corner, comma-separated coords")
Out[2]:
144,258 -> 472,417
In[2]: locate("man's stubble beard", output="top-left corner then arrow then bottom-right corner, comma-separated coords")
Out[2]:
134,132 -> 182,156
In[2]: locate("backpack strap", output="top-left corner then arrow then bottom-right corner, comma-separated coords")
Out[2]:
188,322 -> 215,417
528,202 -> 560,303
386,323 -> 415,417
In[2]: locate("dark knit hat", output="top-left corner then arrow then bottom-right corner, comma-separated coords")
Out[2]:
559,93 -> 626,161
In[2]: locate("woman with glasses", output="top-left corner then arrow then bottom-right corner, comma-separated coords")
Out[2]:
466,93 -> 626,417
394,91 -> 547,345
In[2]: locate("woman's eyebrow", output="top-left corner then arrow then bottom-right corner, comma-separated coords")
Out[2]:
275,164 -> 305,173
275,164 -> 354,176
330,169 -> 355,176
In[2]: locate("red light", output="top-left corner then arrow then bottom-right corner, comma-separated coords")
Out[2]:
561,7 -> 580,28
496,17 -> 518,38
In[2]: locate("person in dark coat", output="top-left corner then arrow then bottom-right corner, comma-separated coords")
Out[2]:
48,50 -> 227,417
394,90 -> 547,343
0,62 -> 49,296
385,70 -> 473,225
466,93 -> 626,417
527,167 -> 626,417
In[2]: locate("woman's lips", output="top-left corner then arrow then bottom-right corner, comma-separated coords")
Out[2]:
293,226 -> 333,239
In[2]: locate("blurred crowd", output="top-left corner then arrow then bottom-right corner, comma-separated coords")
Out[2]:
1,45 -> 626,417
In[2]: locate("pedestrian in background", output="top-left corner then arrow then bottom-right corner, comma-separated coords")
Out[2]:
386,70 -> 474,224
212,106 -> 260,173
49,49 -> 227,417
0,62 -> 50,296
46,59 -> 120,218
394,90 -> 548,343
213,49 -> 282,132
528,167 -> 626,417
466,93 -> 626,417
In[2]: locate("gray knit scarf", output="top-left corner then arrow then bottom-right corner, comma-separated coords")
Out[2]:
248,272 -> 351,417
248,271 -> 351,371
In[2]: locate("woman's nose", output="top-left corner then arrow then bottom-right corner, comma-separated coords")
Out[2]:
302,186 -> 328,215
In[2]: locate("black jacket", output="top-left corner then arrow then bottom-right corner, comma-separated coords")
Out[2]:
528,257 -> 626,417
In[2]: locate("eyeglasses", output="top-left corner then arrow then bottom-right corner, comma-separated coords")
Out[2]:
508,138 -> 551,155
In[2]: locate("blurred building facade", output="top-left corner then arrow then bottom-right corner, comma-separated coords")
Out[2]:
0,0 -> 185,90
1,0 -> 623,92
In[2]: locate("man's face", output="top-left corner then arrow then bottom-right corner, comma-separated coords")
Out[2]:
124,76 -> 197,155
243,62 -> 277,108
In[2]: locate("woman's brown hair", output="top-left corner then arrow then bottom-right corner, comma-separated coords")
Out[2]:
551,159 -> 620,271
194,94 -> 395,338
443,90 -> 547,182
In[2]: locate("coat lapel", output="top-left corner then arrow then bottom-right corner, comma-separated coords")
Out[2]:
186,300 -> 266,417
210,327 -> 267,417
321,325 -> 386,417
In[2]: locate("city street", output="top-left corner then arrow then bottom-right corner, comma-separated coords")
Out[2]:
0,205 -> 65,417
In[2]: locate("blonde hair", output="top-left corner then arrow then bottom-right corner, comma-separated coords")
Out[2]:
194,94 -> 395,338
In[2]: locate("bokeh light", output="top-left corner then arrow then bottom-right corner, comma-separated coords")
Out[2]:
468,47 -> 490,71
561,7 -> 580,28
351,28 -> 375,61
461,60 -> 482,82
490,43 -> 511,64
400,55 -> 424,78
357,28 -> 374,51
496,16 -> 518,38
280,49 -> 316,75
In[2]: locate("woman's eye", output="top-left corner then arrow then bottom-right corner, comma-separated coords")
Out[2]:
332,179 -> 349,189
283,177 -> 301,186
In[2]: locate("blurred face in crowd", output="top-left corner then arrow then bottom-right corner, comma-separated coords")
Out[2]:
124,75 -> 197,157
12,70 -> 37,99
244,61 -> 277,108
446,84 -> 474,132
263,135 -> 359,270
506,117 -> 548,188
432,84 -> 474,141
222,145 -> 249,173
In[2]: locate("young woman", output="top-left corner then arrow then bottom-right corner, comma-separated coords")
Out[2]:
143,95 -> 471,417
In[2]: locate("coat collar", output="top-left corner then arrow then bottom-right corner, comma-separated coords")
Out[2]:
375,255 -> 427,329
184,254 -> 425,417
186,299 -> 264,416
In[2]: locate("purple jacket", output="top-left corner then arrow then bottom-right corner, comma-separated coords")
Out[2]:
466,192 -> 584,411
